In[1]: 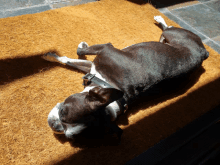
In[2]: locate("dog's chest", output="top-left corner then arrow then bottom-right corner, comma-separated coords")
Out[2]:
90,63 -> 107,82
91,53 -> 156,104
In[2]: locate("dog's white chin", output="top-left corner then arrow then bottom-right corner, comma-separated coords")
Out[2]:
48,103 -> 65,134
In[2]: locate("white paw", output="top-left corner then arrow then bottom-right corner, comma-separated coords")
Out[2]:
59,56 -> 69,64
154,16 -> 165,24
42,52 -> 59,62
78,42 -> 89,49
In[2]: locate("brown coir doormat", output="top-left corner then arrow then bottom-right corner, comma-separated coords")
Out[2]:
1,0 -> 220,164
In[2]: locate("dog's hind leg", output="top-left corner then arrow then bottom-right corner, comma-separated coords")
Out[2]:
77,42 -> 113,56
42,52 -> 92,73
154,16 -> 173,31
154,16 -> 174,44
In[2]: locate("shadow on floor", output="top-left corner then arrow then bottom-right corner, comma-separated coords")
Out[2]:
0,53 -> 89,86
126,0 -> 197,8
149,0 -> 196,8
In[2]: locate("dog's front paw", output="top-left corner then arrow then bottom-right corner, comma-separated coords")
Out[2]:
42,52 -> 59,62
78,42 -> 89,49
77,42 -> 89,56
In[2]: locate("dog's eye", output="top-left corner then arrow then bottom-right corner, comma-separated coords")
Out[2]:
87,95 -> 96,101
60,108 -> 68,115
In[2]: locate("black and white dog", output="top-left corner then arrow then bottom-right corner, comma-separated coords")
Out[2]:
43,16 -> 209,141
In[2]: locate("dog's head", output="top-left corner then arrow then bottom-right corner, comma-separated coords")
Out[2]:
48,86 -> 123,138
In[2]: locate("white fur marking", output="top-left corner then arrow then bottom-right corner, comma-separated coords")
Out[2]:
106,101 -> 120,121
80,86 -> 96,93
154,16 -> 168,28
89,63 -> 122,121
57,56 -> 69,64
64,124 -> 86,137
48,103 -> 65,134
90,63 -> 107,83
78,42 -> 89,49
57,56 -> 89,65
48,103 -> 61,119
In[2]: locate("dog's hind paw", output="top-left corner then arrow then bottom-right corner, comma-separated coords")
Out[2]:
154,16 -> 165,24
78,42 -> 89,49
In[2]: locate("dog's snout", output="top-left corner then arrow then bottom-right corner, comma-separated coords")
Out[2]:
48,118 -> 64,134
48,103 -> 65,134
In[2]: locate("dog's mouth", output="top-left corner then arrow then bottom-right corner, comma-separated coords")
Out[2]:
47,103 -> 65,134
47,103 -> 87,138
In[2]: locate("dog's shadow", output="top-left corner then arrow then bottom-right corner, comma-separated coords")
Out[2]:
54,66 -> 206,147
54,125 -> 122,148
0,53 -> 90,85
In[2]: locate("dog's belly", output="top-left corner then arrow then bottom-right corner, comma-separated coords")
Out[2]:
94,42 -> 204,104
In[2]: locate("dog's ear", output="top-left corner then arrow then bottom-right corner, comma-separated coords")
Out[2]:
87,86 -> 124,108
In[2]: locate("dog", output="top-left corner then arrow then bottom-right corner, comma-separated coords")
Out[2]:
43,16 -> 209,141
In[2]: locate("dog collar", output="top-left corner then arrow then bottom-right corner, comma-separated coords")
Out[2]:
82,73 -> 114,89
82,73 -> 128,112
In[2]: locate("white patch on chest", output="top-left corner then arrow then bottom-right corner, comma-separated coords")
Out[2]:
90,63 -> 107,82
80,63 -> 106,93
80,86 -> 96,93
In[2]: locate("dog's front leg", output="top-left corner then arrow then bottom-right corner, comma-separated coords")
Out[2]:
42,52 -> 92,73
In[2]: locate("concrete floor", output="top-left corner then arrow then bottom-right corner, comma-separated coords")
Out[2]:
0,0 -> 220,53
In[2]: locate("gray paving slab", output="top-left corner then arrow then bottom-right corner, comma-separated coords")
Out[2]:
3,4 -> 51,18
0,0 -> 47,11
76,0 -> 97,3
0,11 -> 4,18
50,0 -> 83,2
204,39 -> 220,53
0,0 -> 28,10
212,36 -> 220,45
29,0 -> 47,6
50,0 -> 96,4
162,11 -> 208,41
204,0 -> 220,12
52,0 -> 97,8
50,0 -> 64,2
158,7 -> 170,13
171,4 -> 220,39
